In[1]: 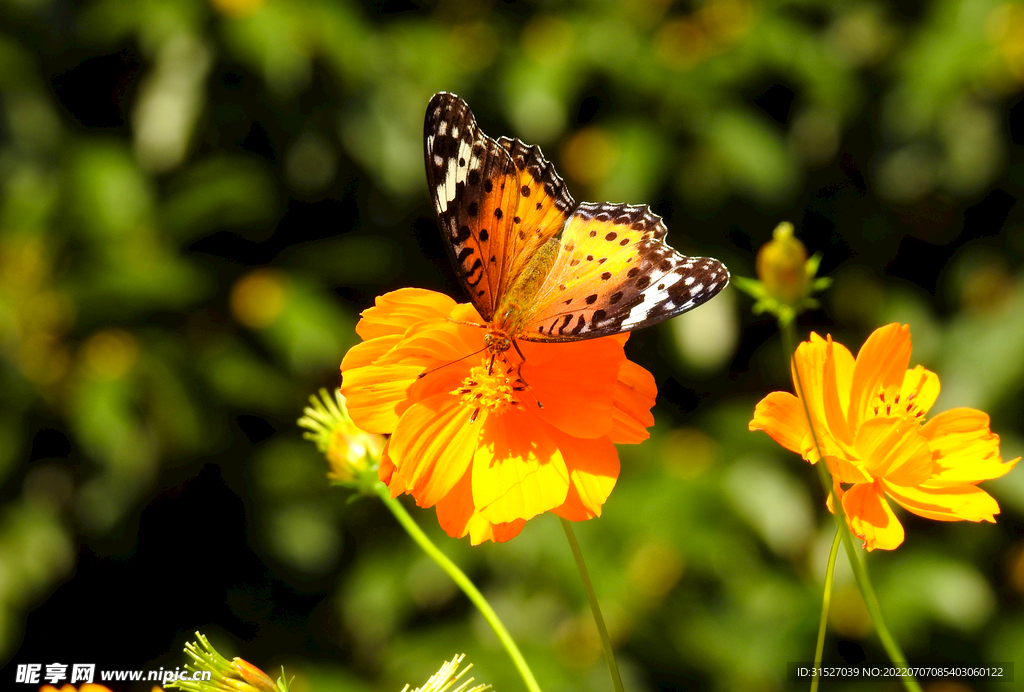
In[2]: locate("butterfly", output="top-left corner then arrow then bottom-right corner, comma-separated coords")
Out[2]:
424,92 -> 728,359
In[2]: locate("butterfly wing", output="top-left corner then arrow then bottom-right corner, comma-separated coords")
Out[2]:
515,202 -> 729,341
424,93 -> 573,321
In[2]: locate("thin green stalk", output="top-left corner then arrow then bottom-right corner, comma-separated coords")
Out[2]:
811,528 -> 842,692
374,482 -> 542,692
560,518 -> 624,692
779,323 -> 921,692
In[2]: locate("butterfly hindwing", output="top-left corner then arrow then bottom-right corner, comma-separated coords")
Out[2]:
517,203 -> 729,341
425,92 -> 518,322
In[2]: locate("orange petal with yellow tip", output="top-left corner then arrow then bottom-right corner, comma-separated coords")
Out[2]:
472,406 -> 570,524
355,288 -> 457,340
842,482 -> 905,551
882,480 -> 1001,523
847,323 -> 912,433
609,360 -> 657,444
520,336 -> 624,439
921,408 -> 1019,484
551,434 -> 619,521
750,391 -> 808,455
388,392 -> 480,508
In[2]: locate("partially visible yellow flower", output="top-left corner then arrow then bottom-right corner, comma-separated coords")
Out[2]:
750,323 -> 1018,550
401,654 -> 490,692
756,221 -> 809,304
40,685 -> 115,692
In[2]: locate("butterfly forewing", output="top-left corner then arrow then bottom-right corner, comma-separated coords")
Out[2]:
425,94 -> 576,323
516,203 -> 729,341
425,93 -> 518,321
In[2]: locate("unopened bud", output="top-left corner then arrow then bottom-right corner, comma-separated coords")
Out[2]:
756,222 -> 808,304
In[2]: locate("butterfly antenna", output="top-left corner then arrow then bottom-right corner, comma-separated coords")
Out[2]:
417,346 -> 487,379
510,339 -> 543,409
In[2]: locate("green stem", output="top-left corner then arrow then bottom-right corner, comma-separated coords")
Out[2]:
560,517 -> 625,692
374,482 -> 542,692
811,528 -> 842,692
779,323 -> 921,692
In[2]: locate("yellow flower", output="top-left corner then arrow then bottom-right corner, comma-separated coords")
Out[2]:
750,323 -> 1018,550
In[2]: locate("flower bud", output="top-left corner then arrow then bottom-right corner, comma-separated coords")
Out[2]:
298,388 -> 385,484
755,222 -> 808,304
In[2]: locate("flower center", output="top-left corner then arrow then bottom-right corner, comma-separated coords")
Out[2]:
451,364 -> 523,421
870,387 -> 926,421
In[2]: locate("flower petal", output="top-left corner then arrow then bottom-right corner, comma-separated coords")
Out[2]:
609,359 -> 657,444
847,323 -> 912,433
342,361 -> 426,434
388,392 -> 481,508
520,336 -> 624,439
551,434 -> 620,521
920,408 -> 1020,485
472,406 -> 570,524
434,468 -> 527,544
898,365 -> 940,418
882,479 -> 1001,523
822,335 -> 855,446
791,333 -> 830,426
355,288 -> 457,340
341,333 -> 402,371
750,391 -> 808,455
853,416 -> 934,487
842,482 -> 905,551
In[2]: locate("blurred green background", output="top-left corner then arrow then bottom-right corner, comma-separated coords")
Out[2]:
1,0 -> 1023,690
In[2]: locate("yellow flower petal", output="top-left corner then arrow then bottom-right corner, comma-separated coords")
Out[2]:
883,480 -> 1001,523
921,408 -> 1020,485
822,334 -> 855,447
342,361 -> 426,434
898,365 -> 940,418
847,323 -> 912,432
355,288 -> 457,340
472,406 -> 570,524
551,433 -> 619,521
749,391 -> 808,455
389,393 -> 481,507
842,482 -> 905,551
853,417 -> 934,487
434,468 -> 527,544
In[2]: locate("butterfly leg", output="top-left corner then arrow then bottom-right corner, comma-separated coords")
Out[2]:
509,339 -> 543,409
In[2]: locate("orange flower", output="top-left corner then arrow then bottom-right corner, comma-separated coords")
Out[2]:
750,323 -> 1018,551
340,288 -> 657,544
40,685 -> 114,692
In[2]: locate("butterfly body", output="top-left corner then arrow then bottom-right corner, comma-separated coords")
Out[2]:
424,92 -> 729,358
